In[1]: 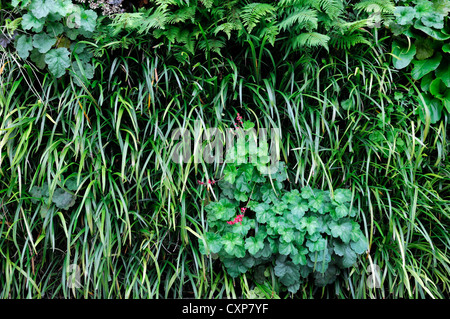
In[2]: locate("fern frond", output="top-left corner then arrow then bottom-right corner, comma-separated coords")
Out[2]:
318,0 -> 344,19
110,12 -> 146,33
166,6 -> 196,24
329,32 -> 371,50
198,37 -> 226,55
199,0 -> 214,9
337,19 -> 372,32
278,7 -> 318,32
138,6 -> 170,34
240,3 -> 276,33
214,22 -> 242,40
353,0 -> 395,14
292,32 -> 330,51
259,23 -> 279,46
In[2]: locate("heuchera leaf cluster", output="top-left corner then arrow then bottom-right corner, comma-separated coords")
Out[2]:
13,0 -> 96,81
199,120 -> 368,292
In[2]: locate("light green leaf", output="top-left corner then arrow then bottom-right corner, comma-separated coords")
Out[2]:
253,202 -> 272,223
204,232 -> 223,254
305,237 -> 327,252
52,188 -> 76,210
44,47 -> 70,78
328,219 -> 353,243
79,9 -> 97,33
414,22 -> 450,41
30,0 -> 54,19
15,34 -> 33,59
394,6 -> 416,25
33,33 -> 56,53
223,164 -> 237,184
222,233 -> 246,258
350,234 -> 369,254
53,0 -> 74,16
301,186 -> 315,199
279,241 -> 297,255
46,21 -> 64,36
298,215 -> 320,235
21,13 -> 45,31
245,237 -> 265,255
331,204 -> 349,220
205,197 -> 236,222
421,13 -> 444,29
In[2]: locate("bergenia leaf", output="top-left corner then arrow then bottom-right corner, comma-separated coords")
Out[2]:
394,6 -> 416,25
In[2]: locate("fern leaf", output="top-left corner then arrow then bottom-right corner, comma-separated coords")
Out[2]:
318,0 -> 344,19
198,37 -> 226,55
354,0 -> 395,14
214,22 -> 242,40
139,6 -> 170,34
278,7 -> 318,31
166,6 -> 196,24
240,3 -> 276,33
293,32 -> 330,51
329,32 -> 371,50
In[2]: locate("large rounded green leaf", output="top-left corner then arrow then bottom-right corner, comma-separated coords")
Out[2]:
44,48 -> 71,78
392,40 -> 416,69
411,53 -> 442,80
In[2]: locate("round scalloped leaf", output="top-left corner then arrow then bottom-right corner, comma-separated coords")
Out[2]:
52,188 -> 76,210
21,13 -> 45,32
15,34 -> 33,59
79,9 -> 97,33
33,33 -> 56,54
45,48 -> 70,78
204,232 -> 223,254
394,6 -> 416,25
245,236 -> 265,255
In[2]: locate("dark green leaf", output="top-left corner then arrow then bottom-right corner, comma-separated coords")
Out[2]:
44,48 -> 70,78
392,41 -> 416,69
411,53 -> 442,80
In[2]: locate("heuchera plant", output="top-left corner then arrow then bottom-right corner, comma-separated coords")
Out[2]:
199,117 -> 369,292
12,0 -> 97,82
